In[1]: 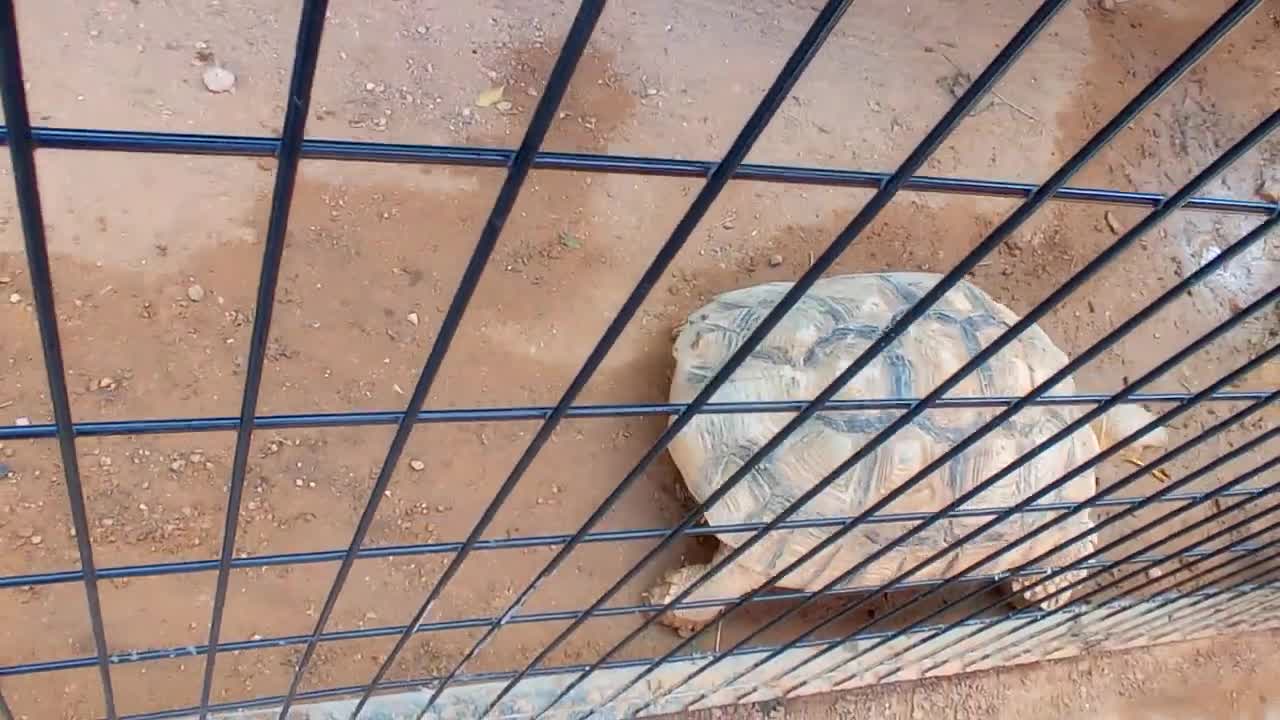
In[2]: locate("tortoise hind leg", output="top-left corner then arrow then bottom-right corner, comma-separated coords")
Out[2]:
648,544 -> 770,637
1005,535 -> 1098,611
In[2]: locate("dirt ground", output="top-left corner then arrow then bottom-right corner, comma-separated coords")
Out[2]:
0,0 -> 1277,718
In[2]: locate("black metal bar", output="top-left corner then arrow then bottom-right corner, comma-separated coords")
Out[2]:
917,496 -> 1280,678
389,2 -> 864,715
0,126 -> 1271,217
7,543 -> 1239,676
107,613 -> 1035,720
619,107 -> 1280,716
0,2 -> 118,717
270,4 -> 607,718
195,2 -> 328,717
5,545 -> 1235,679
536,5 -> 1264,713
1053,524 -> 1280,645
828,451 -> 1280,691
1142,578 -> 1280,645
982,542 -> 1280,677
0,391 -> 1260,442
4,486 -> 1267,592
801,414 -> 1280,693
658,400 -> 1279,713
489,3 -> 1076,715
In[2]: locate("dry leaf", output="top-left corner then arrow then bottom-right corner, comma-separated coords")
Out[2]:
1123,457 -> 1145,469
1150,468 -> 1171,483
475,85 -> 505,108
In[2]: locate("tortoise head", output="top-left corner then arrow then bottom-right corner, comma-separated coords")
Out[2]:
1091,404 -> 1169,452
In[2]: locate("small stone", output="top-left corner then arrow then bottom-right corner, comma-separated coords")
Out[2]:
1104,211 -> 1122,234
98,377 -> 114,389
406,312 -> 420,327
169,459 -> 186,472
1146,566 -> 1163,580
1258,180 -> 1279,204
294,478 -> 304,488
7,292 -> 20,304
27,535 -> 41,545
98,456 -> 112,468
189,452 -> 204,464
415,25 -> 427,34
14,417 -> 30,426
202,66 -> 236,93
2,448 -> 14,457
187,284 -> 206,302
409,459 -> 426,471
495,101 -> 513,112
435,505 -> 446,512
768,254 -> 784,267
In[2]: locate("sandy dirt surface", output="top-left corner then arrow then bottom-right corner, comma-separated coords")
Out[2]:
0,0 -> 1277,717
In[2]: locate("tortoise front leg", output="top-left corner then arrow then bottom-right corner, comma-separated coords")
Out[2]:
647,544 -> 770,637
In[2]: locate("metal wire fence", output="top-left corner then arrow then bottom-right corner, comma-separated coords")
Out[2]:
0,0 -> 1277,718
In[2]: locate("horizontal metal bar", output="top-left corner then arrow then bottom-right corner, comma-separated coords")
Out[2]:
5,545 -> 1234,679
1,125 -> 1272,217
3,486 -> 1266,591
2,391 -> 1255,442
103,580 -> 1260,720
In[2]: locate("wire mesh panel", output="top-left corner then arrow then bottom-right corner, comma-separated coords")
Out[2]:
0,0 -> 1277,719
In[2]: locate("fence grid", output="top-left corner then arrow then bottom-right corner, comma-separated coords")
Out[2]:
0,0 -> 1276,719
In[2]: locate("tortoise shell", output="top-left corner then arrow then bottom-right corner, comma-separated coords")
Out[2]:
668,272 -> 1100,592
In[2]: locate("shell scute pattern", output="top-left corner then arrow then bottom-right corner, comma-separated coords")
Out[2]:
668,273 -> 1100,591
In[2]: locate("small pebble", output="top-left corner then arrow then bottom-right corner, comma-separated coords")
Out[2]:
1104,211 -> 1122,234
189,452 -> 205,464
294,478 -> 304,488
187,284 -> 206,302
28,535 -> 41,545
98,377 -> 114,389
768,255 -> 784,267
495,101 -> 513,112
7,292 -> 20,304
202,66 -> 236,93
409,459 -> 426,471
406,312 -> 420,326
98,456 -> 112,468
14,417 -> 30,426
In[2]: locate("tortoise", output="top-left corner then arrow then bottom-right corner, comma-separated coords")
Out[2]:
650,272 -> 1168,634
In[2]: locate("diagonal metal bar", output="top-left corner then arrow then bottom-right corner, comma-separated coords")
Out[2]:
388,1 -> 865,715
0,1 -> 118,717
482,2 -> 1078,715
526,3 -> 1263,716
270,2 -> 608,718
623,105 -> 1280,716
917,494 -> 1280,677
832,449 -> 1280,692
633,363 -> 1279,714
0,126 -> 1273,217
195,2 -> 329,717
807,412 -> 1280,693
